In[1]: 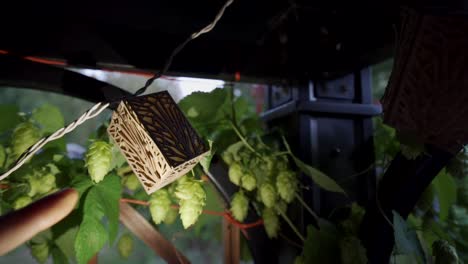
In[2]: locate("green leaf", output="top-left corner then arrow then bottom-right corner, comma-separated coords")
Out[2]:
71,176 -> 94,198
51,246 -> 69,264
281,136 -> 346,194
0,104 -> 20,134
53,226 -> 79,262
31,104 -> 65,134
293,156 -> 346,194
74,216 -> 108,264
178,88 -> 229,125
302,220 -> 340,263
393,211 -> 425,261
200,140 -> 213,174
339,236 -> 367,264
87,174 -> 121,243
433,169 -> 457,221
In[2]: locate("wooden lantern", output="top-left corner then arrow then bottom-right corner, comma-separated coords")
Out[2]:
108,91 -> 209,194
382,8 -> 468,154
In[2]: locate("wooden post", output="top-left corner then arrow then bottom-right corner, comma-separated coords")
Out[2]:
223,217 -> 240,264
119,202 -> 190,264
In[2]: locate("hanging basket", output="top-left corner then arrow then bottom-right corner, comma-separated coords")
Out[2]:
108,91 -> 209,194
382,8 -> 468,153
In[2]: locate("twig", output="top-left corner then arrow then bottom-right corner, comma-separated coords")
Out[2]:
277,206 -> 305,242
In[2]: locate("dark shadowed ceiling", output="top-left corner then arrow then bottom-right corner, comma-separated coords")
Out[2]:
0,0 -> 465,81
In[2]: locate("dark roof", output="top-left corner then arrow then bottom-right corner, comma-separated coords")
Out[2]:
1,0 -> 466,81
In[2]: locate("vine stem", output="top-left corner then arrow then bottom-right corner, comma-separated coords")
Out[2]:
273,151 -> 289,157
277,206 -> 305,242
230,122 -> 258,154
295,193 -> 319,221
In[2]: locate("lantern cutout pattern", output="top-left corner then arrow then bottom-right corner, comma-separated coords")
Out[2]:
382,8 -> 468,154
108,91 -> 209,194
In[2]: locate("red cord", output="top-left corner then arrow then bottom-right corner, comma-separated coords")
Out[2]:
120,198 -> 263,238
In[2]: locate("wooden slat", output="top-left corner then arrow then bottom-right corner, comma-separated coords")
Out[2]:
119,202 -> 190,264
223,217 -> 240,264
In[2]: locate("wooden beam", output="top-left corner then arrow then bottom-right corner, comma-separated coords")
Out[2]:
223,217 -> 240,264
119,202 -> 190,264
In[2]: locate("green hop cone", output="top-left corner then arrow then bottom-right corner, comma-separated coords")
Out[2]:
0,145 -> 5,168
222,151 -> 234,166
175,178 -> 206,228
339,236 -> 368,264
241,172 -> 257,191
175,179 -> 205,201
149,189 -> 172,224
260,183 -> 277,208
275,199 -> 287,215
13,195 -> 32,209
432,240 -> 458,264
229,163 -> 243,186
85,141 -> 112,183
117,234 -> 134,259
259,156 -> 275,177
276,156 -> 289,171
36,173 -> 56,195
230,191 -> 249,222
30,242 -> 49,264
262,207 -> 279,238
179,198 -> 205,228
225,142 -> 244,163
124,174 -> 141,191
164,208 -> 178,225
11,122 -> 41,160
276,170 -> 297,203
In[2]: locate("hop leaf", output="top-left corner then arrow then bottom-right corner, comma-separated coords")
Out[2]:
415,184 -> 435,213
262,207 -> 279,238
275,199 -> 287,215
0,145 -> 5,168
230,191 -> 249,222
13,195 -> 32,209
260,183 -> 277,208
124,174 -> 140,191
149,189 -> 172,224
294,256 -> 305,264
401,144 -> 424,160
339,236 -> 367,264
448,205 -> 468,226
241,172 -> 257,191
432,240 -> 458,264
11,122 -> 41,160
30,242 -> 49,264
164,208 -> 178,225
85,141 -> 112,183
276,170 -> 297,203
228,163 -> 243,186
117,234 -> 134,259
175,179 -> 206,228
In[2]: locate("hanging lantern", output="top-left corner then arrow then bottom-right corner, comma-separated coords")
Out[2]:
382,8 -> 468,154
108,91 -> 209,194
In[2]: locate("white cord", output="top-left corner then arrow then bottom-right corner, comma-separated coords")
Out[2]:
0,102 -> 110,181
191,0 -> 234,39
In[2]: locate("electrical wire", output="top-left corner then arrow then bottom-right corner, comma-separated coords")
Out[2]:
0,0 -> 234,181
133,0 -> 234,96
